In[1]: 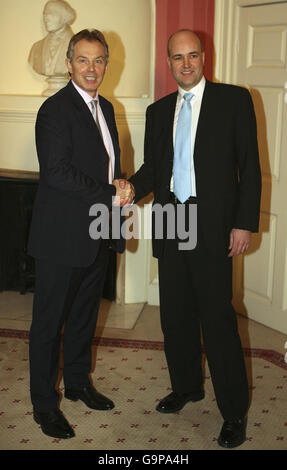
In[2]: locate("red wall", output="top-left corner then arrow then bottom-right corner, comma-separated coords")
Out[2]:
155,0 -> 215,100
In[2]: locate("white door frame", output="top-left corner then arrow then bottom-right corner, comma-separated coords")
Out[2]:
214,0 -> 287,335
214,0 -> 287,84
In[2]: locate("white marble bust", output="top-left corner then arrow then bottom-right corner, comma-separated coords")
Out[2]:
28,0 -> 75,77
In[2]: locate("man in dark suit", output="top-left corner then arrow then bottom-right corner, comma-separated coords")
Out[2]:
128,29 -> 261,448
28,29 -> 133,439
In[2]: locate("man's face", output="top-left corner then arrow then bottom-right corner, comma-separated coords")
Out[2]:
43,4 -> 65,33
167,31 -> 205,90
66,39 -> 108,98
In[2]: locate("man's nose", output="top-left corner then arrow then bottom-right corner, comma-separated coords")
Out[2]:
87,61 -> 96,71
183,56 -> 191,68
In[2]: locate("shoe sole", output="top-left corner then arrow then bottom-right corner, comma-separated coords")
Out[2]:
217,435 -> 246,449
156,393 -> 204,414
33,414 -> 75,439
64,392 -> 79,402
65,392 -> 114,410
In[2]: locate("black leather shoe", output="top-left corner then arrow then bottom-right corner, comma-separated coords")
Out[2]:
218,417 -> 247,448
65,384 -> 115,410
156,390 -> 204,413
33,409 -> 75,439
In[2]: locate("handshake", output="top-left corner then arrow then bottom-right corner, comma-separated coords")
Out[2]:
112,179 -> 135,207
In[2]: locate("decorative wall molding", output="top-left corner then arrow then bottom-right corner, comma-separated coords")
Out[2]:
237,0 -> 286,6
0,168 -> 38,179
115,112 -> 146,126
0,109 -> 37,123
214,0 -> 239,84
0,107 -> 146,126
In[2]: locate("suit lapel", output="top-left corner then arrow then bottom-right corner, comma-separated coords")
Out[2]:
154,92 -> 177,189
164,92 -> 178,156
66,82 -> 118,162
99,95 -> 120,157
66,81 -> 102,135
193,80 -> 216,170
99,95 -> 121,178
166,92 -> 177,137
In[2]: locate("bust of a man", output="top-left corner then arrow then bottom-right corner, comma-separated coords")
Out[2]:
28,0 -> 75,77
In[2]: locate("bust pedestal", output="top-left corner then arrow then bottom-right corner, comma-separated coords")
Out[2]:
43,75 -> 69,96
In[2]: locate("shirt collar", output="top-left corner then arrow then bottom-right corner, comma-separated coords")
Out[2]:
177,75 -> 206,99
71,80 -> 99,105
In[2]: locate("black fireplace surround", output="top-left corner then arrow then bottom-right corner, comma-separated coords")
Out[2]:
0,171 -> 116,299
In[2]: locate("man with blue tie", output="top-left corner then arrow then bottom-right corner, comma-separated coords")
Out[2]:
28,29 -> 133,439
129,29 -> 261,448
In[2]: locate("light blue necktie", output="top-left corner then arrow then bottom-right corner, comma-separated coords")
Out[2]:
173,92 -> 193,203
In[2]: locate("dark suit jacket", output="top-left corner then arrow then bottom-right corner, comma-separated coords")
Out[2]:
28,80 -> 125,267
129,80 -> 261,258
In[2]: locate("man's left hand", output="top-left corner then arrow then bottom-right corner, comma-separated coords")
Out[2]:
228,229 -> 251,257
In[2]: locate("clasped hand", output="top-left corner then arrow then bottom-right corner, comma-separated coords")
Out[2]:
112,179 -> 135,206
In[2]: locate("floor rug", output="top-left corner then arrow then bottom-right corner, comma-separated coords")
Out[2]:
0,329 -> 286,451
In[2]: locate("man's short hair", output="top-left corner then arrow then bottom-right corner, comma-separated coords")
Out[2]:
66,29 -> 109,62
167,29 -> 204,56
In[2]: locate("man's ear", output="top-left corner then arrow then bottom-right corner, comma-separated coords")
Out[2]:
65,57 -> 72,74
167,57 -> 171,70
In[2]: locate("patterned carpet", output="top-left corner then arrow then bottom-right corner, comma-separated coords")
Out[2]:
0,328 -> 286,451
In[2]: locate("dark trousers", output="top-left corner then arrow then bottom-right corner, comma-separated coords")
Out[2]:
158,226 -> 249,421
29,240 -> 109,412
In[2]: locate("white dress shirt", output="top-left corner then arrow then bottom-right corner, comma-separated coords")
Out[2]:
71,80 -> 115,183
171,75 -> 206,197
